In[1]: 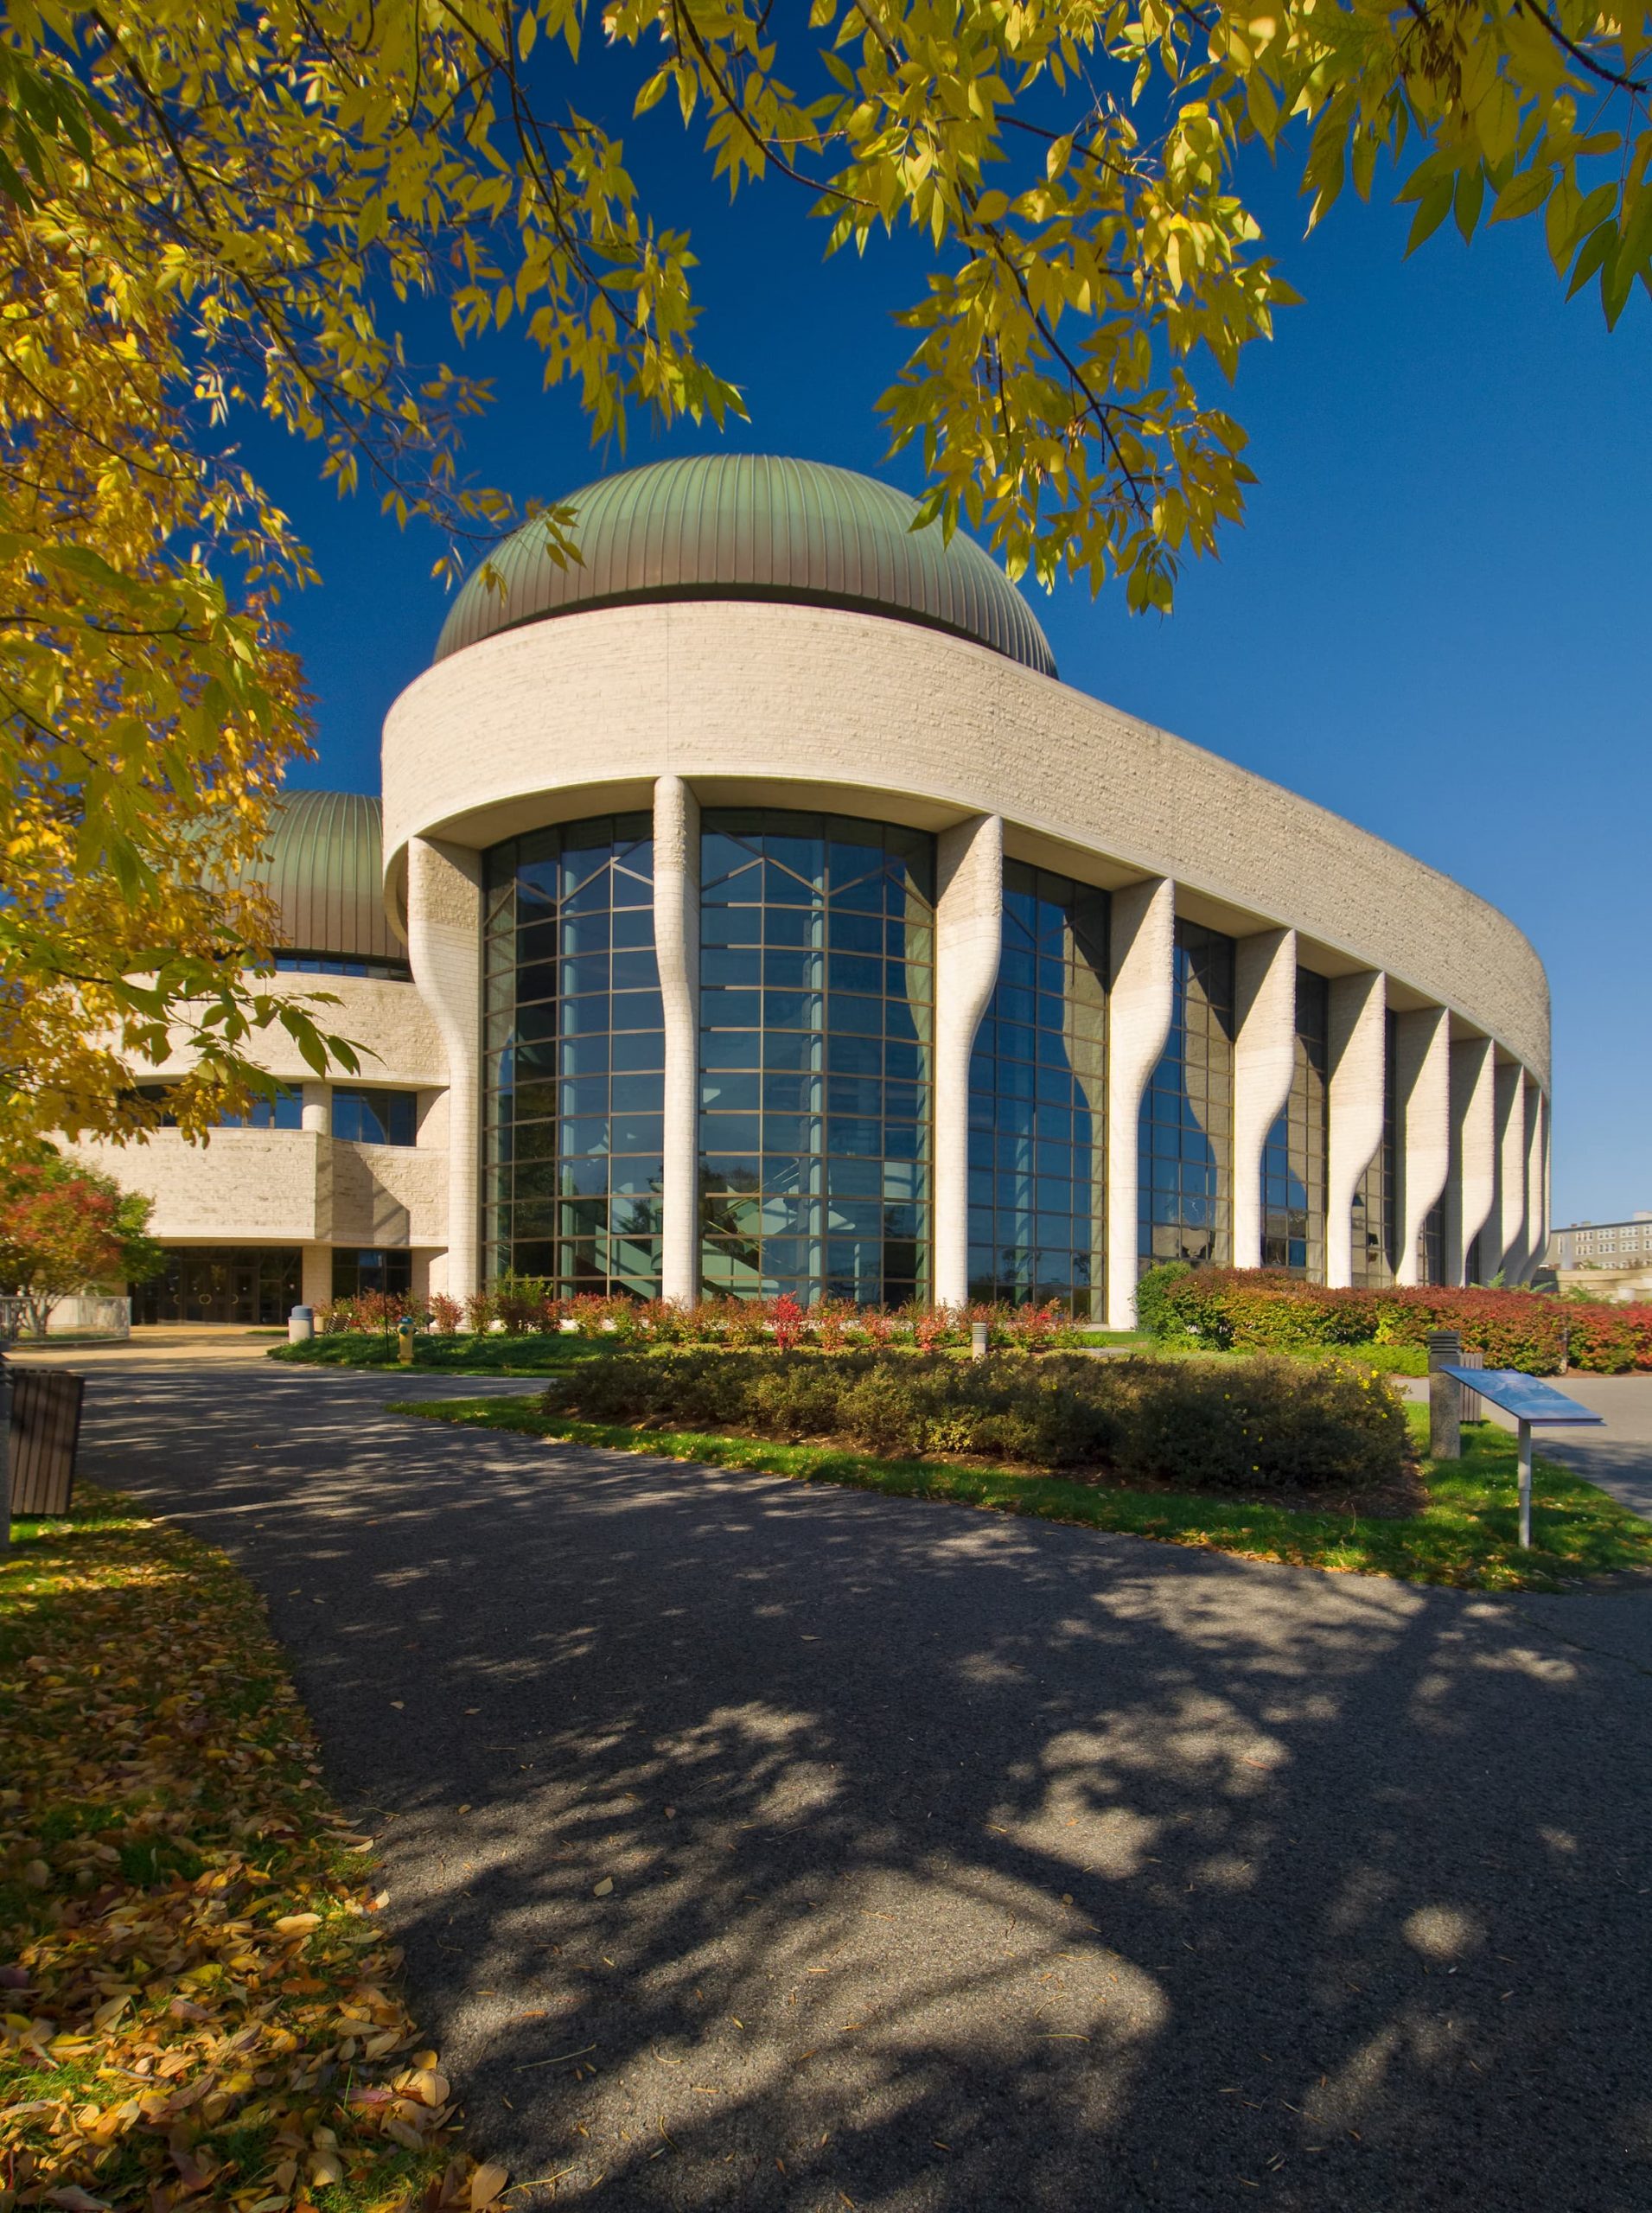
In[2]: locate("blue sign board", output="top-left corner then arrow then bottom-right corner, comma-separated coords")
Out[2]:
1440,1368 -> 1604,1427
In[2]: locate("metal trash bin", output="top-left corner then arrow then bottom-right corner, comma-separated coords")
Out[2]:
8,1368 -> 85,1518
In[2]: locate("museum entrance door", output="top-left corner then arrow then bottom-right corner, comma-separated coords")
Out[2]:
134,1247 -> 302,1325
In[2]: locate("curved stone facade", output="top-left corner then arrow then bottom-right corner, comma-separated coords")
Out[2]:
380,591 -> 1549,1322
102,458 -> 1552,1323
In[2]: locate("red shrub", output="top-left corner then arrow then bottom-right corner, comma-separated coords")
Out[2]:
1140,1266 -> 1649,1375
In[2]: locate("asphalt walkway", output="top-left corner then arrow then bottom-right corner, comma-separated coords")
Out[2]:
59,1358 -> 1652,2212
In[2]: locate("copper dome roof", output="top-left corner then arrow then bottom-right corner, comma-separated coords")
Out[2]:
243,790 -> 397,962
433,454 -> 1056,677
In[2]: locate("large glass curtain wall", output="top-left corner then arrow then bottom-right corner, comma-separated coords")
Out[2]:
1260,969 -> 1329,1277
1139,921 -> 1236,1272
966,863 -> 1109,1311
699,811 -> 934,1305
1350,1009 -> 1398,1287
483,817 -> 666,1296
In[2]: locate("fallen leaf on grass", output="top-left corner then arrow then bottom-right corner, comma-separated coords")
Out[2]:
0,1484 -> 501,2213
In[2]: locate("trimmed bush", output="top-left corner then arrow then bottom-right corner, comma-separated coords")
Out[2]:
1137,1268 -> 1652,1376
546,1349 -> 1408,1496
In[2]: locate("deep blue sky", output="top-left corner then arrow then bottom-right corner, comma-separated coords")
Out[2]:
259,123 -> 1650,1231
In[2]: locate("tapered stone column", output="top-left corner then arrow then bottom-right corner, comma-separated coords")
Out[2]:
933,814 -> 1003,1311
1447,1033 -> 1497,1285
654,775 -> 701,1306
1492,1059 -> 1528,1285
301,1245 -> 333,1311
1105,877 -> 1175,1330
1231,929 -> 1298,1271
1394,1006 -> 1450,1286
1515,1084 -> 1540,1283
406,836 -> 483,1300
1324,971 -> 1386,1288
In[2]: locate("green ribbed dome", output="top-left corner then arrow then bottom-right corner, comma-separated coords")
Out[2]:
433,454 -> 1056,677
244,790 -> 395,962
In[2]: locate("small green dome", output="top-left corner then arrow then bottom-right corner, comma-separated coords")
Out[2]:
246,790 -> 397,962
433,454 -> 1056,677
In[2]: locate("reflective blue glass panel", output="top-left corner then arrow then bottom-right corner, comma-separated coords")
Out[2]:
1138,921 -> 1235,1272
1260,968 -> 1329,1279
699,810 -> 934,1304
966,863 -> 1108,1315
482,816 -> 663,1295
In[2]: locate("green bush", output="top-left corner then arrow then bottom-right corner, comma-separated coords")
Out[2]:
547,1349 -> 1407,1495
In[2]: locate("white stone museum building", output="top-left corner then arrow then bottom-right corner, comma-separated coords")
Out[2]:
93,455 -> 1551,1327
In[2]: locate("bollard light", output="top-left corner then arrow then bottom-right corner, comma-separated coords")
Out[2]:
1426,1329 -> 1463,1460
970,1321 -> 989,1362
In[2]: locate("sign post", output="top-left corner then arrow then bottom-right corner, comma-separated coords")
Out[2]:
1439,1368 -> 1604,1549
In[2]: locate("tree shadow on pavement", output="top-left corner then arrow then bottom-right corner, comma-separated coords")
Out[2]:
81,1365 -> 1652,2213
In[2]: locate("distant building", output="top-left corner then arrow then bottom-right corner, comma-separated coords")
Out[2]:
1545,1214 -> 1652,1300
1547,1215 -> 1652,1270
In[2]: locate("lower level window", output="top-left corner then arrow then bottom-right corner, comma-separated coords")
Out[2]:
332,1248 -> 413,1301
333,1088 -> 418,1145
132,1247 -> 300,1326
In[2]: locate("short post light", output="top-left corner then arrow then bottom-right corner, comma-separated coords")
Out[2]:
1426,1329 -> 1463,1459
970,1320 -> 990,1362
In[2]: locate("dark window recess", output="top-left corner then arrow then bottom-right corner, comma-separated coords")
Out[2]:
136,1082 -> 303,1131
276,953 -> 413,980
332,1247 -> 414,1302
132,1247 -> 301,1325
1260,968 -> 1329,1280
966,861 -> 1109,1315
333,1088 -> 418,1145
1351,1007 -> 1398,1288
1138,920 -> 1237,1273
1419,1198 -> 1445,1285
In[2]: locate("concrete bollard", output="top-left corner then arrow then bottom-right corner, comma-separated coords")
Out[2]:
288,1305 -> 315,1345
1426,1329 -> 1462,1459
970,1321 -> 990,1362
397,1319 -> 417,1366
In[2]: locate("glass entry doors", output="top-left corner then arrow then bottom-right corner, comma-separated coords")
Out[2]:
133,1247 -> 301,1324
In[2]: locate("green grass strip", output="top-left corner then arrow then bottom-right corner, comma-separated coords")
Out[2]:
389,1394 -> 1652,1592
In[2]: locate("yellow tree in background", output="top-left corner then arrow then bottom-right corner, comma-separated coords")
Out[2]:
1,0 -> 1645,1151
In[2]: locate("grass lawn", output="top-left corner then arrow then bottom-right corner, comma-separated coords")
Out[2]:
392,1394 -> 1652,1593
0,1489 -> 504,2213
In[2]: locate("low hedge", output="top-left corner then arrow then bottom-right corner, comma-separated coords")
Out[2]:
315,1285 -> 1126,1350
1137,1265 -> 1650,1375
545,1349 -> 1409,1496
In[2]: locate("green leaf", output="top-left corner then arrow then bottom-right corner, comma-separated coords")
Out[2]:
1406,177 -> 1455,255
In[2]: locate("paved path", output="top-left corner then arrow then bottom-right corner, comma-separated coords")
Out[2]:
64,1361 -> 1652,2212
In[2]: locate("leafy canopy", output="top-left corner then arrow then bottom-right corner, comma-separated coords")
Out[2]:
0,1154 -> 163,1332
0,0 -> 1643,1147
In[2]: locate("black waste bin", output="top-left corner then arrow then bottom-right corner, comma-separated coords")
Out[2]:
8,1368 -> 85,1517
